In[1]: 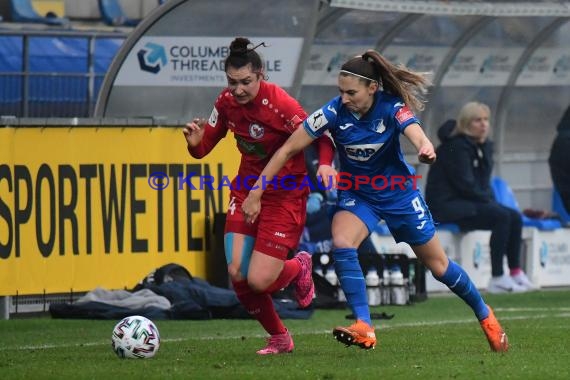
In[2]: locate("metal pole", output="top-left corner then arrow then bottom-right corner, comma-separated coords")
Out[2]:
22,35 -> 30,117
87,35 -> 96,116
0,296 -> 10,320
494,17 -> 569,177
290,0 -> 322,99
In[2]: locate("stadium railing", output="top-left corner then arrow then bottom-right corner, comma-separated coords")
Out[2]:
0,28 -> 126,118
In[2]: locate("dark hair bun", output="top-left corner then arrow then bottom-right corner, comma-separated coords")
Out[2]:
229,37 -> 251,56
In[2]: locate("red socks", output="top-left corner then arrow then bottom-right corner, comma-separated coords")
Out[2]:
265,259 -> 301,294
232,280 -> 286,335
231,259 -> 301,335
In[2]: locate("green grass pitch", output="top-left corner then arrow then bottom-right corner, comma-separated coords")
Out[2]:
1,289 -> 569,380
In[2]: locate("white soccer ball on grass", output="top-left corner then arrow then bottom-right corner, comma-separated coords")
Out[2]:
111,315 -> 160,359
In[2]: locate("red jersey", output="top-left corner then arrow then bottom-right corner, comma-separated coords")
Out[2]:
191,81 -> 310,198
188,81 -> 335,256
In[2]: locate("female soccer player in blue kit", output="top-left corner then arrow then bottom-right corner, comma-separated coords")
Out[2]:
242,50 -> 508,352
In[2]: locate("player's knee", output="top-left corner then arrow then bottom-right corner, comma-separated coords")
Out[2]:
247,269 -> 276,292
227,263 -> 243,281
493,207 -> 511,223
427,256 -> 448,278
332,235 -> 353,249
509,210 -> 523,229
247,277 -> 269,293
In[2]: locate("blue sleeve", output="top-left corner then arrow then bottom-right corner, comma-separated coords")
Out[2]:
303,98 -> 339,138
391,101 -> 420,134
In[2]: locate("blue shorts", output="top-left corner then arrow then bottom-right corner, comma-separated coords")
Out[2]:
334,190 -> 435,246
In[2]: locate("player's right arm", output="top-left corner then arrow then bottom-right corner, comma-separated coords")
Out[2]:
183,117 -> 207,147
241,99 -> 339,223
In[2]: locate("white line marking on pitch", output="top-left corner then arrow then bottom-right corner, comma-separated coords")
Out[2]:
3,312 -> 570,351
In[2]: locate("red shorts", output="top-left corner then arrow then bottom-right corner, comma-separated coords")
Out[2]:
224,190 -> 307,260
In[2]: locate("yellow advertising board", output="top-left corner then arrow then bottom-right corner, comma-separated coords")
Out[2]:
0,125 -> 239,296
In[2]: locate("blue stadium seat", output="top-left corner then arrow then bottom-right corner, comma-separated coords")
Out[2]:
552,188 -> 570,225
98,0 -> 141,27
492,176 -> 561,230
9,0 -> 69,26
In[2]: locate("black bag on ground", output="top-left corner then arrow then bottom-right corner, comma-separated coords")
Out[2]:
132,263 -> 193,291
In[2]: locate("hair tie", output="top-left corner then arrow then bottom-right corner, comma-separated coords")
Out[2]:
248,42 -> 268,52
340,69 -> 377,83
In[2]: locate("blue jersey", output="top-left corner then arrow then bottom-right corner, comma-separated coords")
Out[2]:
303,91 -> 420,205
303,91 -> 434,245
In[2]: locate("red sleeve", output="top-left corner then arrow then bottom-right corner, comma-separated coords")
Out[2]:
187,100 -> 228,158
271,84 -> 307,134
313,132 -> 335,166
271,84 -> 334,165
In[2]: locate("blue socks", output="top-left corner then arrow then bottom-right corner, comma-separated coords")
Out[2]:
435,259 -> 489,321
332,253 -> 488,324
333,248 -> 371,325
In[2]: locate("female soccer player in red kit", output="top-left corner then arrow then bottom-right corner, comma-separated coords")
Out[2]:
183,37 -> 335,355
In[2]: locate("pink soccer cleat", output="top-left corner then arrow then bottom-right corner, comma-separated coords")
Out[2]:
293,251 -> 315,308
256,330 -> 294,355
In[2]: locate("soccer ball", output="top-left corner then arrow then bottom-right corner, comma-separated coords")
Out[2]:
111,315 -> 161,359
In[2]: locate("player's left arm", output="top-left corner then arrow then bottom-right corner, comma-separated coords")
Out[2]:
276,89 -> 336,180
403,123 -> 436,164
313,132 -> 336,179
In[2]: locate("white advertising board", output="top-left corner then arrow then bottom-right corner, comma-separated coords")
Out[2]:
114,37 -> 303,88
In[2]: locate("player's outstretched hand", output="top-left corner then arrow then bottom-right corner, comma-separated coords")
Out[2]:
418,144 -> 436,164
242,191 -> 262,224
316,164 -> 338,190
183,118 -> 206,147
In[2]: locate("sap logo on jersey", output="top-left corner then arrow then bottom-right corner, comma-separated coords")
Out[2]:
344,143 -> 384,161
307,110 -> 329,132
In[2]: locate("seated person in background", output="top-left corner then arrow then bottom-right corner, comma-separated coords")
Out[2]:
425,101 -> 536,294
549,104 -> 570,216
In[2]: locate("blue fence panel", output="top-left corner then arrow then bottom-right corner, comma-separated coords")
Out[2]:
0,76 -> 22,116
0,36 -> 23,115
0,32 -> 125,117
0,36 -> 23,71
29,37 -> 88,73
94,38 -> 123,73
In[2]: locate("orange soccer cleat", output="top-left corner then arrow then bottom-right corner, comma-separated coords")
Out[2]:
480,305 -> 509,352
333,319 -> 376,350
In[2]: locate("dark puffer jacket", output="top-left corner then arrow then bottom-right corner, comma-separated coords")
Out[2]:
425,120 -> 495,222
